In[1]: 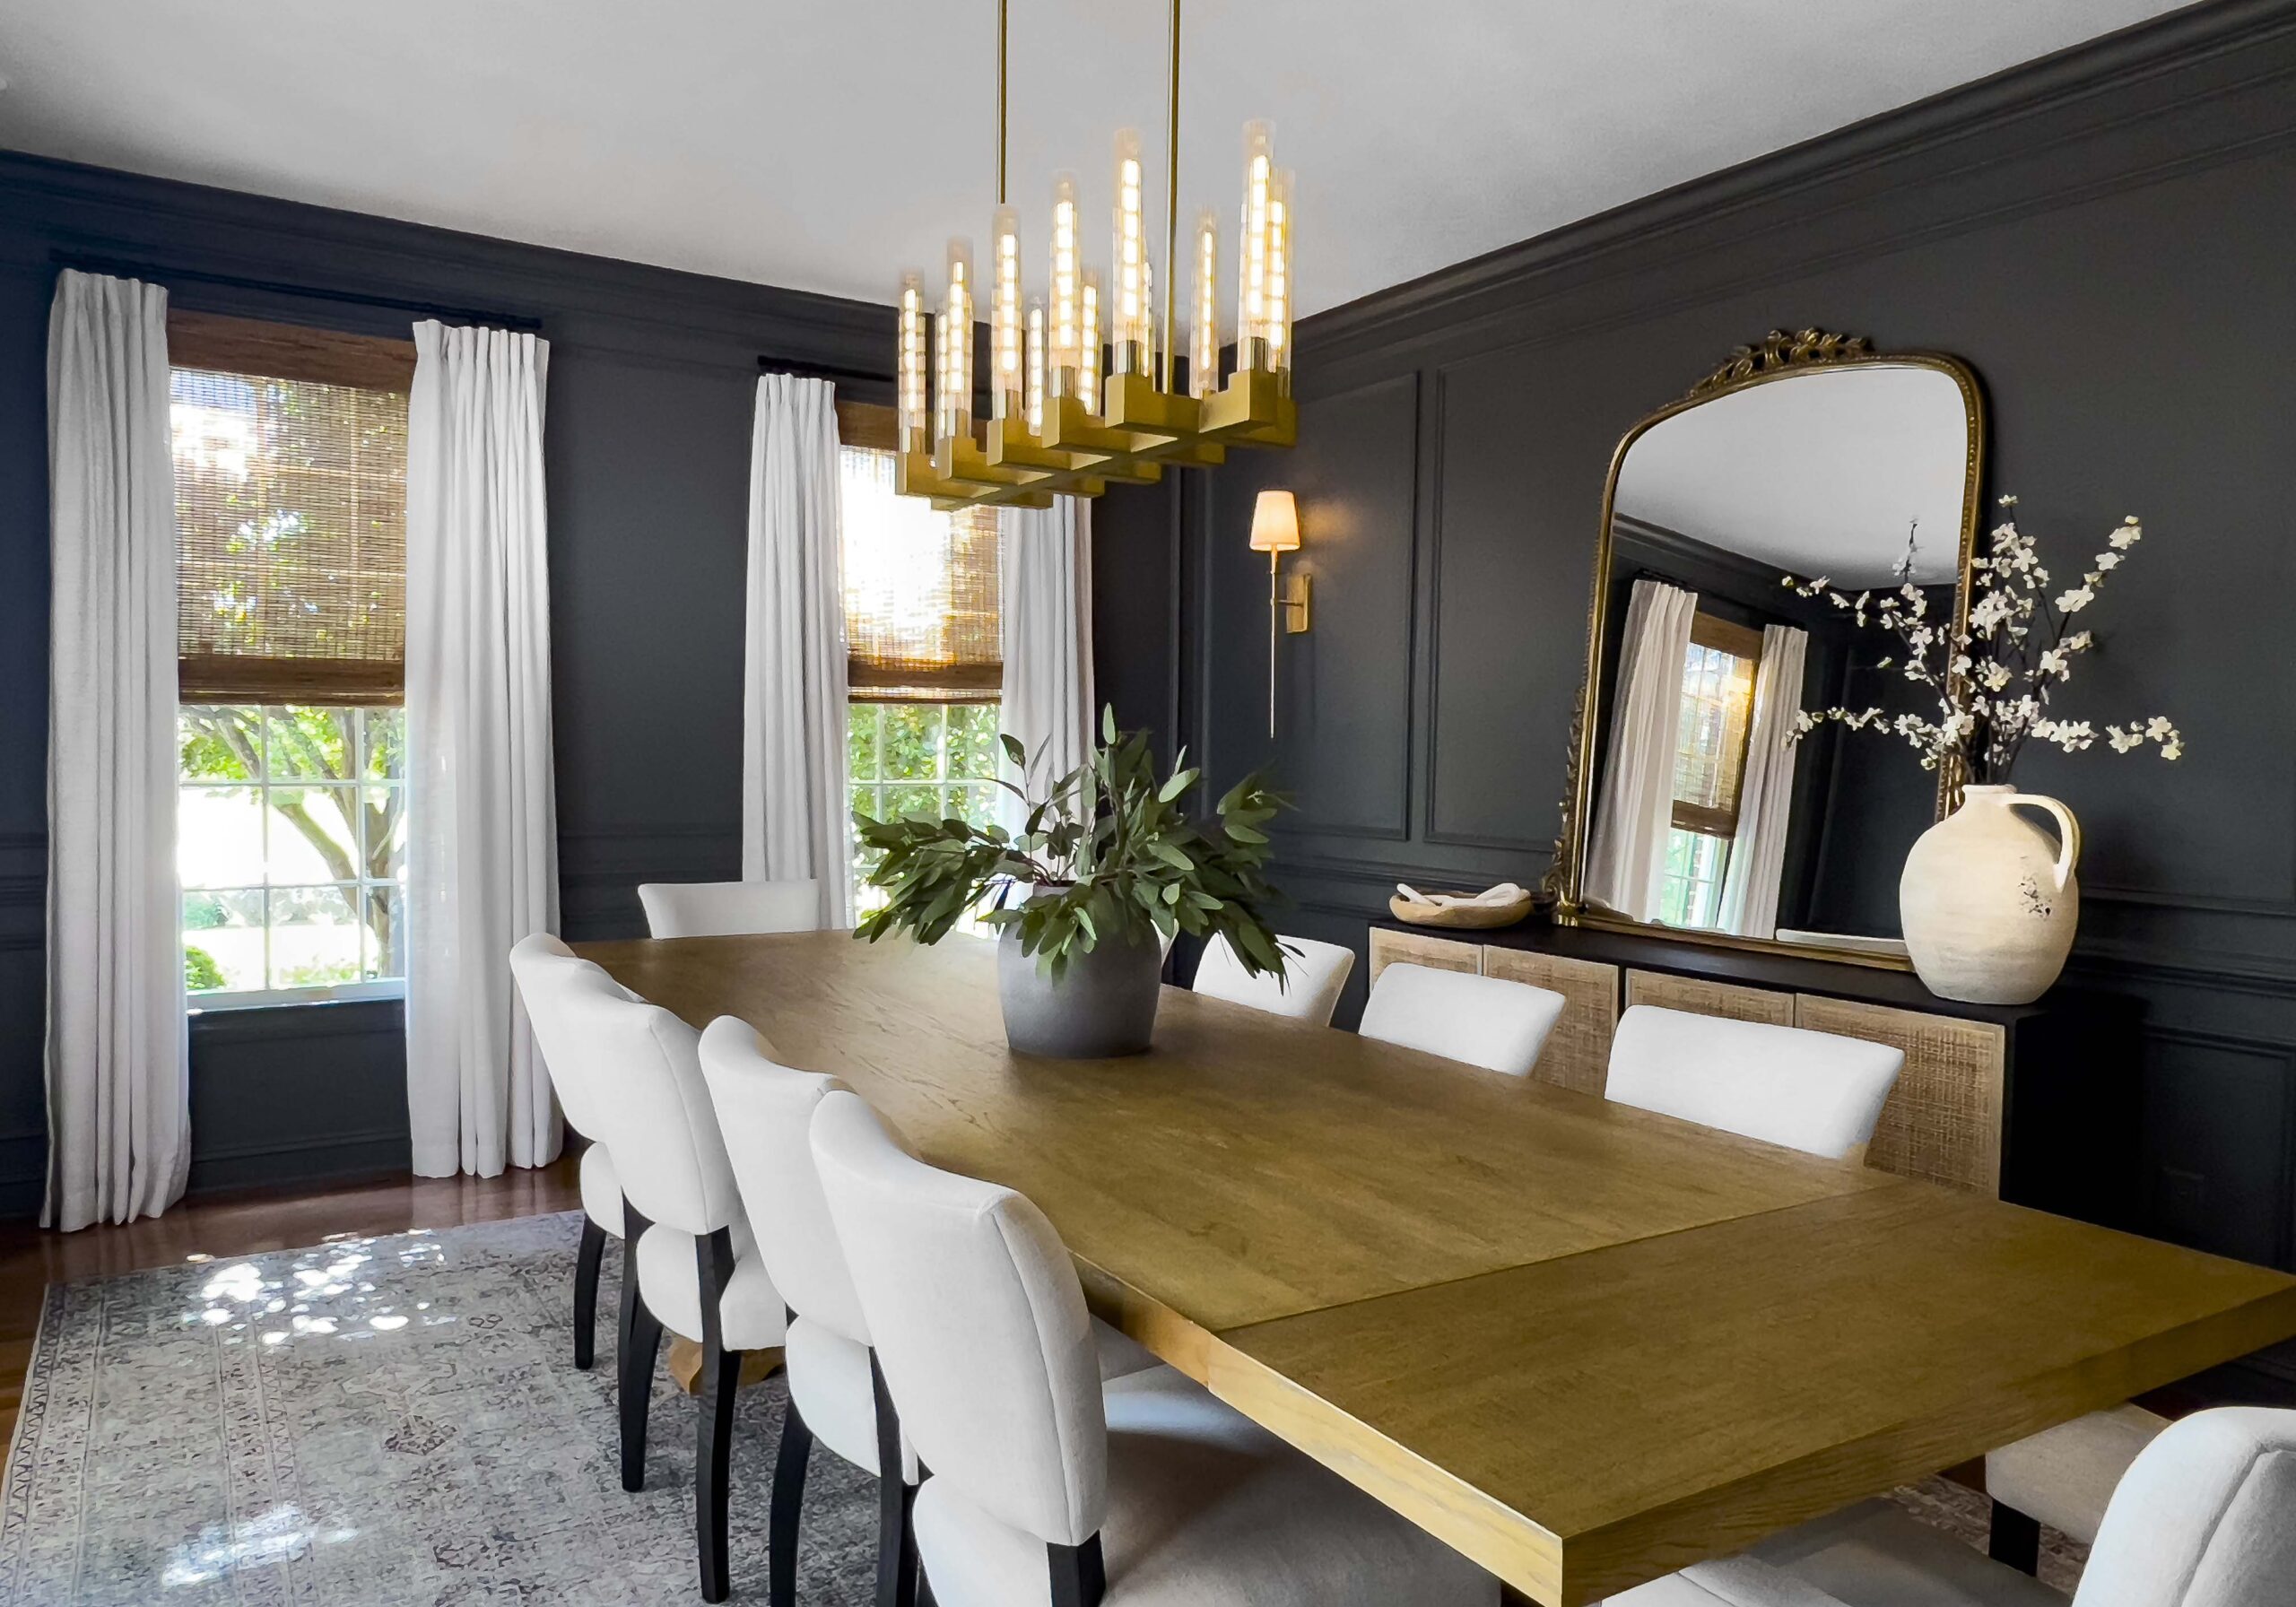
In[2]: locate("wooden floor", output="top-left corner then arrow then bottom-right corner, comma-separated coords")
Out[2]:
0,1155 -> 583,1449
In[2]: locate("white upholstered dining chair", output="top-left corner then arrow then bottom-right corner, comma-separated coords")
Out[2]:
639,877 -> 820,937
552,978 -> 787,1603
1984,1403 -> 2169,1571
1191,933 -> 1356,1025
1605,1405 -> 2296,1606
1357,960 -> 1568,1076
808,1088 -> 1500,1607
508,934 -> 632,1375
1604,1004 -> 1903,1162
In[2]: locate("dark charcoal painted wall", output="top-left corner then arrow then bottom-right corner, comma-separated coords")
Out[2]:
0,152 -> 892,1215
1094,2 -> 2296,1314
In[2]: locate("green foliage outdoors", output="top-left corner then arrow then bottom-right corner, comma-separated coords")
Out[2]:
184,947 -> 227,992
854,707 -> 1293,981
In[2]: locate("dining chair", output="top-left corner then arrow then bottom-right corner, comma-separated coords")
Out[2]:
508,934 -> 634,1374
1605,1405 -> 2296,1606
639,877 -> 821,938
695,1015 -> 922,1607
1604,1004 -> 1903,1162
807,1088 -> 1500,1607
1984,1403 -> 2168,1571
1192,933 -> 1356,1026
1357,960 -> 1568,1076
556,978 -> 787,1603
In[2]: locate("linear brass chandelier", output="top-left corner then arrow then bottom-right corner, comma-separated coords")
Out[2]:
893,0 -> 1297,510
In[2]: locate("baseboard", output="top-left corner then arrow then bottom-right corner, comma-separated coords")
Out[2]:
184,1130 -> 411,1197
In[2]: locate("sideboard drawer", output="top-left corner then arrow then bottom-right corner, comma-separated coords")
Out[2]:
1624,969 -> 1795,1026
1795,994 -> 2006,1194
1486,949 -> 1621,1096
1367,927 -> 1483,985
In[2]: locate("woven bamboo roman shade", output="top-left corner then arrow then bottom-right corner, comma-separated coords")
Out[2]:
840,445 -> 1001,703
168,312 -> 413,705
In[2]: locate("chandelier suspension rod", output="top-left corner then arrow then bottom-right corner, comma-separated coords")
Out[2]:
996,0 -> 1009,206
1160,0 -> 1181,394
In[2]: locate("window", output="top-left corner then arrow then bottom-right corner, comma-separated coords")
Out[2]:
170,313 -> 413,1003
838,440 -> 1005,906
1657,612 -> 1761,928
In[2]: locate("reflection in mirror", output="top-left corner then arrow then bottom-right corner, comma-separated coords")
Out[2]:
1582,361 -> 1973,946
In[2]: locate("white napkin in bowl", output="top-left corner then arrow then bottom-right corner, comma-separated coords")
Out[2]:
1395,882 -> 1527,910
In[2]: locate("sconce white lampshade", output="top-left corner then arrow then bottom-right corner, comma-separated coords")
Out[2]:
1249,489 -> 1300,552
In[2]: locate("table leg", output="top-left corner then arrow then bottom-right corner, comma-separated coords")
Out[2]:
665,1335 -> 784,1394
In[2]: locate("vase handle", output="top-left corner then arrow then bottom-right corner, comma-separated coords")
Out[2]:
2005,792 -> 2082,892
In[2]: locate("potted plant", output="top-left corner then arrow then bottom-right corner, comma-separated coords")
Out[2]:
1788,499 -> 2181,1003
853,708 -> 1292,1056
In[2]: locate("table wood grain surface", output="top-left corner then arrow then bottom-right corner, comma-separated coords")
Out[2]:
578,931 -> 2296,1604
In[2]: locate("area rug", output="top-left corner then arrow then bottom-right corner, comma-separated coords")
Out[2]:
0,1214 -> 877,1604
0,1212 -> 2088,1604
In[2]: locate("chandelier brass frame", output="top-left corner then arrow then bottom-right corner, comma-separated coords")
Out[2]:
895,0 -> 1297,511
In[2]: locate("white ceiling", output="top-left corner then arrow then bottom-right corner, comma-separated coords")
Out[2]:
1614,365 -> 1970,588
0,1 -> 2185,317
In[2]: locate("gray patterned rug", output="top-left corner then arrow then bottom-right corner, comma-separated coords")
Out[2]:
0,1214 -> 878,1605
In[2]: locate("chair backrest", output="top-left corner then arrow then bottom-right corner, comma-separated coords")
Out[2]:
638,879 -> 820,938
548,972 -> 740,1237
1193,933 -> 1357,1026
509,933 -> 632,1142
1357,961 -> 1567,1075
696,1016 -> 870,1342
811,1090 -> 1107,1551
1605,1005 -> 1902,1161
2075,1407 -> 2296,1607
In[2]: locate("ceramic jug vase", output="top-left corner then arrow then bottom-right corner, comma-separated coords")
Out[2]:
1899,785 -> 2081,1005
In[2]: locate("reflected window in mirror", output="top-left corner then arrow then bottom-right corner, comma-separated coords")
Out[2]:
1661,614 -> 1761,928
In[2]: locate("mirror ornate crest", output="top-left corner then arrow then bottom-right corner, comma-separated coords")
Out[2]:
1549,329 -> 1985,968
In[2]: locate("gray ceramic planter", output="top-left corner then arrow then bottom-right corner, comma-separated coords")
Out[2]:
996,925 -> 1163,1057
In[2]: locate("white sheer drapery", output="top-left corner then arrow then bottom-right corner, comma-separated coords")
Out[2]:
1583,578 -> 1698,922
404,320 -> 561,1178
1718,623 -> 1810,939
44,268 -> 190,1230
741,373 -> 851,928
998,497 -> 1094,820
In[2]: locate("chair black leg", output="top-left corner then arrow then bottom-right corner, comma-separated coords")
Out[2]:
770,1393 -> 815,1607
618,1201 -> 662,1492
573,1214 -> 606,1371
697,1227 -> 741,1605
1047,1535 -> 1105,1607
1989,1500 -> 2042,1575
872,1353 -> 920,1607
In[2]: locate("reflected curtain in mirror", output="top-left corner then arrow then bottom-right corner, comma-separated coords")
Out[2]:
1717,624 -> 1808,939
1584,578 -> 1698,922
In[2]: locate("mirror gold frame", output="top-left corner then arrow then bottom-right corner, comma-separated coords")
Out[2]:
1548,329 -> 1987,969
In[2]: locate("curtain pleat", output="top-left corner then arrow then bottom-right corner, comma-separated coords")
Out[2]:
997,498 -> 1095,819
404,321 -> 561,1178
44,269 -> 191,1230
742,374 -> 853,929
1584,578 -> 1699,923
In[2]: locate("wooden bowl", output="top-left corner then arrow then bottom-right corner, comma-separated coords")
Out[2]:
1387,890 -> 1536,930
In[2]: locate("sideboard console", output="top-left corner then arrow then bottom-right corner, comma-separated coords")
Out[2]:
1368,919 -> 2138,1226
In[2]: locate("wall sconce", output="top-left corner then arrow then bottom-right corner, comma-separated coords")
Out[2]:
1250,489 -> 1312,737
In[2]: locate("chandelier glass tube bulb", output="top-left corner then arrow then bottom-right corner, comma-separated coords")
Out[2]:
1189,207 -> 1220,400
936,236 -> 975,447
897,271 -> 929,451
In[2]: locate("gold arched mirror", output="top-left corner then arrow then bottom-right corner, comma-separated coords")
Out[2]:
1553,331 -> 1984,967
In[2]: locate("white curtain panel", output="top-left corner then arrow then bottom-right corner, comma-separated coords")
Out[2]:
43,269 -> 190,1230
1582,578 -> 1698,922
998,496 -> 1094,825
404,321 -> 561,1178
741,373 -> 852,928
1718,623 -> 1811,939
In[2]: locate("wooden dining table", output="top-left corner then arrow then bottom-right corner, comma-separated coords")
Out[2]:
578,929 -> 2296,1605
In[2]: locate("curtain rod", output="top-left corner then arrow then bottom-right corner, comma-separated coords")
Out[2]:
50,252 -> 544,333
757,354 -> 896,387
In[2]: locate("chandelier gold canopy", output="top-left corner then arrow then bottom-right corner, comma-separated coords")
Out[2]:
893,0 -> 1298,510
